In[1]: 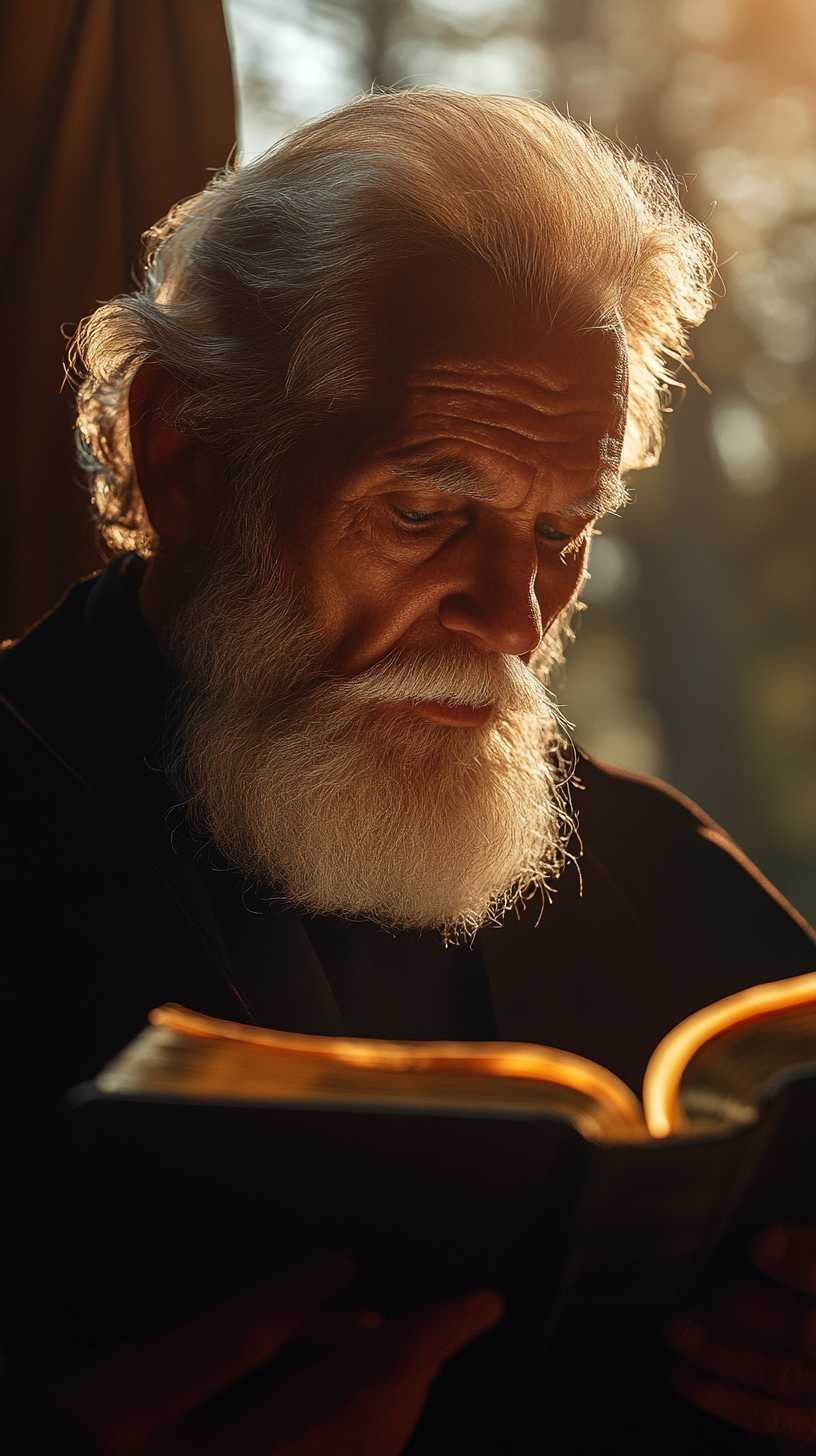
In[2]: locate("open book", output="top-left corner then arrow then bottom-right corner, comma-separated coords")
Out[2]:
7,972 -> 815,1364
100,970 -> 816,1144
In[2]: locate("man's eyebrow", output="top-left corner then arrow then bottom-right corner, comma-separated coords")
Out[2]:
559,478 -> 630,518
387,459 -> 494,500
386,460 -> 629,516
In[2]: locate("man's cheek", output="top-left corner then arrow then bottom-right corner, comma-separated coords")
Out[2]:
536,551 -> 587,624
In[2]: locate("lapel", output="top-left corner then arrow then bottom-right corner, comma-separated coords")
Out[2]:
0,563 -> 344,1037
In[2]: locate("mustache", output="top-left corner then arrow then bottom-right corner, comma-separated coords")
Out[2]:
332,641 -> 552,716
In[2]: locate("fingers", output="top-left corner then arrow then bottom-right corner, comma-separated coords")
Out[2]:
47,1250 -> 355,1447
7,1274 -> 501,1456
666,1248 -> 816,1453
129,1251 -> 355,1421
703,1274 -> 816,1363
182,1290 -> 504,1456
753,1226 -> 816,1300
283,1307 -> 384,1361
671,1359 -> 816,1452
665,1307 -> 816,1404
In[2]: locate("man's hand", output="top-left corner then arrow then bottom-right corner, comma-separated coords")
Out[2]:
665,1223 -> 816,1453
3,1250 -> 503,1456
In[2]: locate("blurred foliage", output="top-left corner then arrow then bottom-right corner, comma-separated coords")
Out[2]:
224,0 -> 816,922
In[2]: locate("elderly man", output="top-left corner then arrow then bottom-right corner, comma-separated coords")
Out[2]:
2,91 -> 815,1455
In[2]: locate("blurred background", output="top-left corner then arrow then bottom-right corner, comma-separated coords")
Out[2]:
224,0 -> 816,922
2,0 -> 814,921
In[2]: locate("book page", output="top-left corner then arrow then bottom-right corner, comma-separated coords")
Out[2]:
94,1003 -> 648,1141
678,1006 -> 816,1131
642,972 -> 816,1137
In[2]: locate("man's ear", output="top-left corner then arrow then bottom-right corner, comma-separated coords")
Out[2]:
129,362 -> 222,547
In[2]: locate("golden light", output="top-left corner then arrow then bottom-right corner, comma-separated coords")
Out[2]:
642,970 -> 816,1138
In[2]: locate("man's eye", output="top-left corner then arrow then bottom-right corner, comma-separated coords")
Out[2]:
393,506 -> 440,524
537,522 -> 571,542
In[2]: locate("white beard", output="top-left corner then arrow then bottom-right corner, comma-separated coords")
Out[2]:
164,508 -> 574,939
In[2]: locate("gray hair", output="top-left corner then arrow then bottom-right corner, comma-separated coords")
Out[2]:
72,88 -> 716,554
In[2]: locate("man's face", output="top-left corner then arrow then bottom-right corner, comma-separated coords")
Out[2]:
165,264 -> 629,934
279,262 -> 628,724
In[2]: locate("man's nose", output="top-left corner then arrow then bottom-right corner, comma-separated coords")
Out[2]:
437,526 -> 543,656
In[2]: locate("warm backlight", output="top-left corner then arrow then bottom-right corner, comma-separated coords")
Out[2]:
150,1003 -> 644,1129
642,971 -> 816,1139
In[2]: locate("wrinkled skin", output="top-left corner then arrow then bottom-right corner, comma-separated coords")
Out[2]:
272,261 -> 629,713
7,262 -> 812,1453
136,259 -> 630,732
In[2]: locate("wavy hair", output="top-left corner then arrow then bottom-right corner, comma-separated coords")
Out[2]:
72,88 -> 716,554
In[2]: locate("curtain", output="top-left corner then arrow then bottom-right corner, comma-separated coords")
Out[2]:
0,0 -> 236,640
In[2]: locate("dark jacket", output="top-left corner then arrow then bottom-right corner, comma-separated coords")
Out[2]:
2,558 -> 814,1454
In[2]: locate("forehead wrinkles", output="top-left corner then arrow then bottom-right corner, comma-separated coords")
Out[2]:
400,365 -> 624,444
388,430 -> 618,480
388,407 -> 621,475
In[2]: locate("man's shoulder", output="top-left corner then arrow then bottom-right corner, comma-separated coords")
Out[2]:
1,573 -> 100,661
574,749 -> 720,837
1,573 -> 101,736
571,748 -> 814,942
2,581 -> 94,804
1,558 -> 154,801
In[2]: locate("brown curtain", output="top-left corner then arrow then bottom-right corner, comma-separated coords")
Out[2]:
0,0 -> 236,641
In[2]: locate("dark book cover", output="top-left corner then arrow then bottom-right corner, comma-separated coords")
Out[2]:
5,1071 -> 814,1364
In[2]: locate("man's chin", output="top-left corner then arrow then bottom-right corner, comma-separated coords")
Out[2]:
271,866 -> 543,940
165,593 -> 571,939
241,774 -> 565,938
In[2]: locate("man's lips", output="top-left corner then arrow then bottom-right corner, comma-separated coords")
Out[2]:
401,699 -> 494,728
